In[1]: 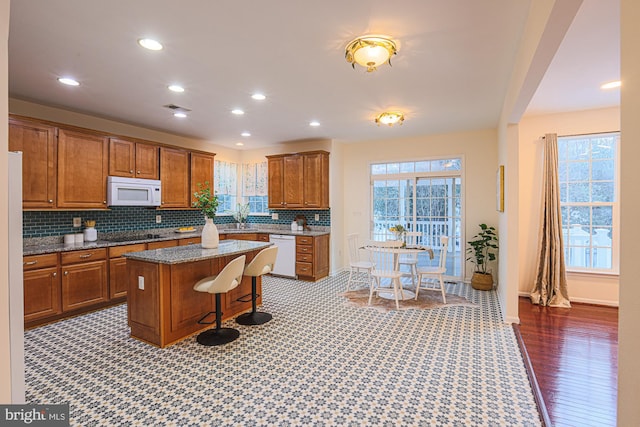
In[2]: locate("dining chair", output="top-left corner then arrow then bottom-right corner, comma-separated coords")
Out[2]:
365,240 -> 405,310
346,233 -> 375,291
397,231 -> 422,287
415,236 -> 449,303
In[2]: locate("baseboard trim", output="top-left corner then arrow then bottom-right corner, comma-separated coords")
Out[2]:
512,324 -> 552,427
517,291 -> 618,307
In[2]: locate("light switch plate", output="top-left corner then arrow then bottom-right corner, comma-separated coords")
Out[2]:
73,217 -> 81,228
138,276 -> 144,290
315,214 -> 320,221
156,215 -> 162,224
272,213 -> 279,220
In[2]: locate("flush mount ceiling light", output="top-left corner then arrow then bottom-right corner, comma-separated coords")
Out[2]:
251,93 -> 266,100
231,109 -> 245,115
375,111 -> 404,126
173,112 -> 187,118
241,132 -> 251,137
235,142 -> 244,146
309,120 -> 320,127
601,80 -> 621,89
57,77 -> 80,86
345,35 -> 397,72
138,38 -> 163,51
168,84 -> 185,93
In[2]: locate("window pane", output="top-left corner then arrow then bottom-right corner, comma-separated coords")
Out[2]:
591,159 -> 614,181
387,163 -> 400,174
591,182 -> 614,202
568,162 -> 589,181
400,162 -> 414,173
567,206 -> 590,227
567,182 -> 589,202
371,164 -> 386,175
591,138 -> 615,159
415,161 -> 429,172
568,139 -> 590,160
592,206 -> 612,226
558,161 -> 567,182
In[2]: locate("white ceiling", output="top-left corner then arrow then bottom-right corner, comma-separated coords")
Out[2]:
8,0 -> 619,150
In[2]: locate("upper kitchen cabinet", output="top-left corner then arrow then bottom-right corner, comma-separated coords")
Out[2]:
108,138 -> 159,180
160,147 -> 190,208
57,128 -> 109,209
267,150 -> 329,209
190,152 -> 215,206
8,117 -> 57,209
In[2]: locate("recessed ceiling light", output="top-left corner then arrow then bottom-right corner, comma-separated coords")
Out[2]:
138,38 -> 163,51
168,85 -> 185,93
173,112 -> 187,118
235,142 -> 244,146
309,121 -> 320,127
251,93 -> 266,100
601,80 -> 621,89
231,109 -> 245,115
241,132 -> 251,137
57,77 -> 80,86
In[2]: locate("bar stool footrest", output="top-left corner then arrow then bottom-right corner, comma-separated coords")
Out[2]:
236,311 -> 272,325
196,328 -> 240,346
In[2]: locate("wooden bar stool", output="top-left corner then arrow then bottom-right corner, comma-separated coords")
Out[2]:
236,246 -> 278,326
193,255 -> 246,346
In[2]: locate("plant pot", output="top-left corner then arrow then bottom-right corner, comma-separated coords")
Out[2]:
201,218 -> 219,249
471,272 -> 493,290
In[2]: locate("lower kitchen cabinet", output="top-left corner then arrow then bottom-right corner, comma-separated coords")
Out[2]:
61,248 -> 108,312
109,243 -> 146,299
23,253 -> 61,323
295,234 -> 330,281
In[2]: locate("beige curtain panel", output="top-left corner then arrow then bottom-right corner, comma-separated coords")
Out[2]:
530,133 -> 571,307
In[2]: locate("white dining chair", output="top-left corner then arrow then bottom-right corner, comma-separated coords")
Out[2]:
415,236 -> 449,303
365,240 -> 405,310
397,231 -> 422,287
346,233 -> 375,291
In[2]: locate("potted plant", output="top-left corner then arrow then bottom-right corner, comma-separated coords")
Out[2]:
193,182 -> 219,248
229,203 -> 250,229
466,223 -> 498,290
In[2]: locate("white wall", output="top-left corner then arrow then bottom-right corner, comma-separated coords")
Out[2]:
340,129 -> 499,280
618,0 -> 640,422
518,107 -> 620,306
1,0 -> 11,404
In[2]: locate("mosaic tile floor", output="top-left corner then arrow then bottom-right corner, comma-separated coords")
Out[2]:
24,273 -> 541,426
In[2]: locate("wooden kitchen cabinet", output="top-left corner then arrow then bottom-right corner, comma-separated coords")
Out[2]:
160,147 -> 190,208
178,237 -> 201,246
8,117 -> 57,209
190,152 -> 215,206
295,234 -> 330,281
108,138 -> 159,180
147,239 -> 179,250
109,243 -> 146,299
267,151 -> 329,209
61,248 -> 108,312
23,253 -> 61,323
57,128 -> 109,209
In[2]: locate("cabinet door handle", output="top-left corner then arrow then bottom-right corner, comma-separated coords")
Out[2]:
137,170 -> 141,174
24,260 -> 38,266
130,169 -> 134,173
79,253 -> 93,259
48,199 -> 53,203
103,200 -> 107,204
64,271 -> 68,276
52,272 -> 57,277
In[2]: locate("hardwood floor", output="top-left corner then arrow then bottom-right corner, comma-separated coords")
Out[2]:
515,297 -> 618,427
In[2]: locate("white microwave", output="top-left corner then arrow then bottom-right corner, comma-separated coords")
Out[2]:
107,176 -> 161,207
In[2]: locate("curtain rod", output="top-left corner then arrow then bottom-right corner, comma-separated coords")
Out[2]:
540,130 -> 619,139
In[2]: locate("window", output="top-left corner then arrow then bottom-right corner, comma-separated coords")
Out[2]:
214,160 -> 237,213
558,132 -> 619,272
371,158 -> 463,278
242,161 -> 269,214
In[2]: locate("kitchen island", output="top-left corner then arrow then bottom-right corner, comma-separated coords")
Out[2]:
124,239 -> 272,347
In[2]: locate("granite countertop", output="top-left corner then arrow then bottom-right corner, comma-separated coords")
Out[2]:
123,240 -> 273,265
23,226 -> 329,256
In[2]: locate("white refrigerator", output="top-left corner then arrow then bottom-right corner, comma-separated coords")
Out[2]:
8,151 -> 25,402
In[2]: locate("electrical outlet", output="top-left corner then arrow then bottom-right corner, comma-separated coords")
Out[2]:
315,214 -> 320,221
156,215 -> 162,224
272,213 -> 279,220
73,217 -> 81,228
138,276 -> 145,290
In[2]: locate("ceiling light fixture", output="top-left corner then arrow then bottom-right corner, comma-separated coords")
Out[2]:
168,85 -> 185,93
251,93 -> 266,100
309,121 -> 320,127
601,80 -> 621,89
231,109 -> 245,115
345,35 -> 397,72
138,38 -> 163,51
57,77 -> 80,86
235,142 -> 244,146
375,111 -> 404,126
173,112 -> 187,118
241,132 -> 251,137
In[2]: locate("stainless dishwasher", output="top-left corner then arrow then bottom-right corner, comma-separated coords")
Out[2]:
269,234 -> 297,278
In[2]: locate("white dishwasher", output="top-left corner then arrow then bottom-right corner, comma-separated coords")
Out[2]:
269,234 -> 297,278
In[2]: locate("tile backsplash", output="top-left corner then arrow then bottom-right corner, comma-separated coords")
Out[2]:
23,208 -> 331,238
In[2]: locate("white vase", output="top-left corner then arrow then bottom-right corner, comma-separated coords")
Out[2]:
201,217 -> 219,249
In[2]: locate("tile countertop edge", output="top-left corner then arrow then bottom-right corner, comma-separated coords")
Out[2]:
23,228 -> 330,256
123,240 -> 273,265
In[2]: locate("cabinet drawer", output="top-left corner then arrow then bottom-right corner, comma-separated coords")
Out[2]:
258,234 -> 270,242
109,243 -> 147,258
295,262 -> 313,276
296,236 -> 313,245
296,245 -> 313,255
61,248 -> 107,265
23,253 -> 58,271
179,237 -> 201,246
147,240 -> 179,250
297,253 -> 313,263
